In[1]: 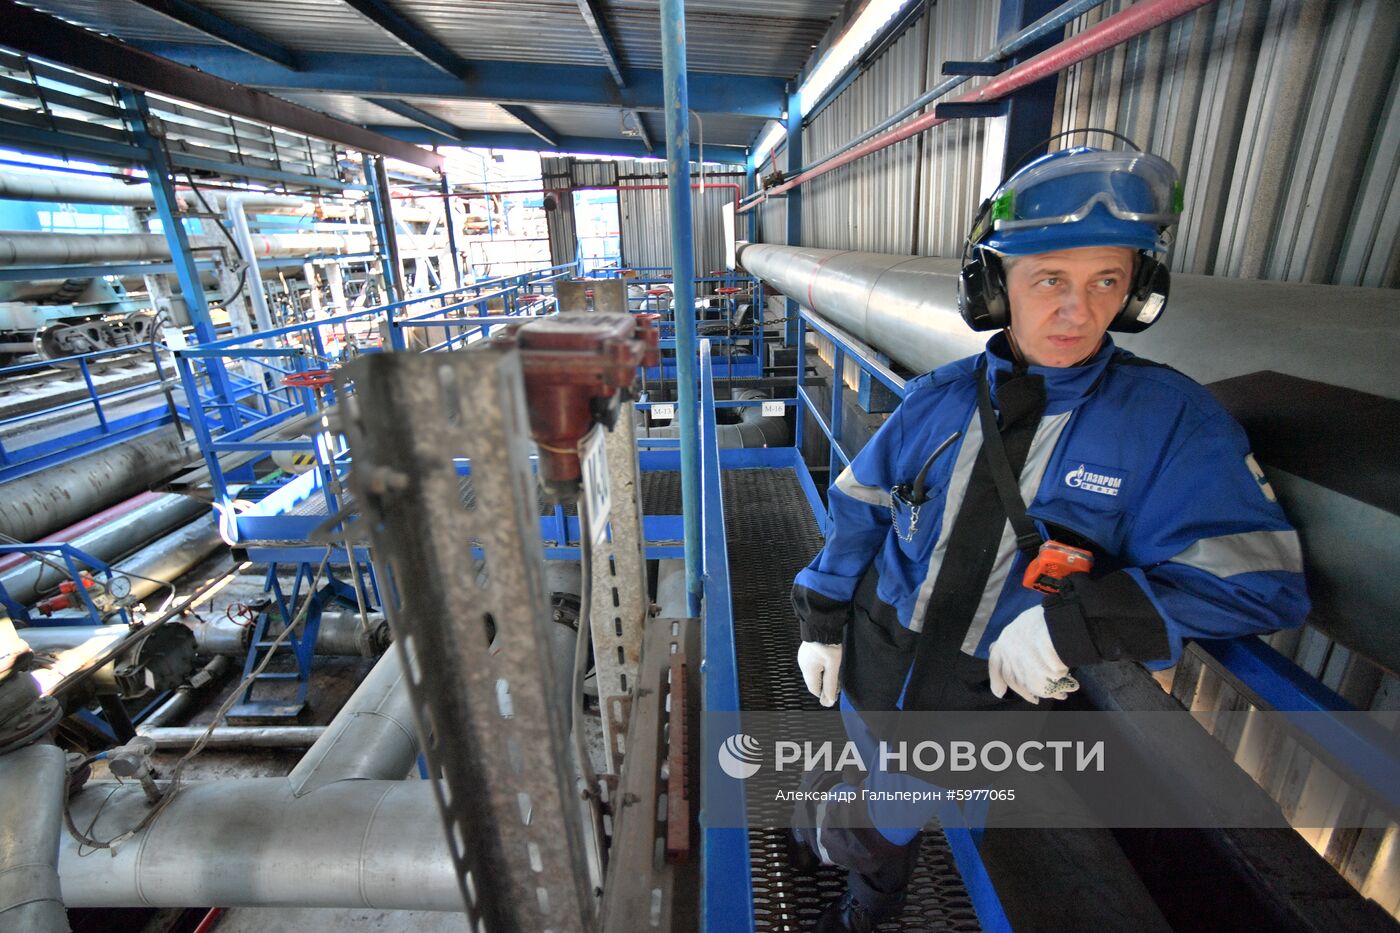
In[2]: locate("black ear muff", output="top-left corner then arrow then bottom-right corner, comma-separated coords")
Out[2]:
1109,253 -> 1170,333
958,248 -> 1010,331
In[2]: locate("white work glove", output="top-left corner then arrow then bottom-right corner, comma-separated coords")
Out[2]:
798,641 -> 843,707
987,605 -> 1078,704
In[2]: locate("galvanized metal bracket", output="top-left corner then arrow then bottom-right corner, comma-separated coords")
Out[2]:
598,615 -> 700,933
336,345 -> 593,933
582,413 -> 649,775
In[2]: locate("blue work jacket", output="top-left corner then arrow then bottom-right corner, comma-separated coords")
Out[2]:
793,334 -> 1310,673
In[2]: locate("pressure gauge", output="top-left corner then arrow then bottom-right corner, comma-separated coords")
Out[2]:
107,575 -> 132,600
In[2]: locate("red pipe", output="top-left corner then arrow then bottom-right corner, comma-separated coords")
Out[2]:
396,183 -> 741,210
0,491 -> 162,574
191,907 -> 224,933
740,0 -> 1213,213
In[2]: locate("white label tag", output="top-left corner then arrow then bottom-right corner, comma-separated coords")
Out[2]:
580,426 -> 611,547
1136,292 -> 1166,324
651,403 -> 675,420
761,400 -> 785,417
161,326 -> 187,350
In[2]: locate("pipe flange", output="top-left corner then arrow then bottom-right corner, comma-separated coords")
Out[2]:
0,695 -> 62,755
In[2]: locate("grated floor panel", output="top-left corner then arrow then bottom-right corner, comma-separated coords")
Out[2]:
722,467 -> 981,932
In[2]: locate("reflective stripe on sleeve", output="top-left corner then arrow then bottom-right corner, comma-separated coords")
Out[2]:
833,465 -> 889,507
1168,530 -> 1304,577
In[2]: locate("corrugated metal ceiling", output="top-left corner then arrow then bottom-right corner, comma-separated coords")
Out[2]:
26,0 -> 842,76
13,0 -> 847,159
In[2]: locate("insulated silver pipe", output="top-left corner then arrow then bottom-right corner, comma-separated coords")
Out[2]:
735,244 -> 1400,399
287,645 -> 418,796
0,742 -> 70,932
188,609 -> 389,657
0,494 -> 205,607
58,779 -> 457,910
0,231 -> 221,266
0,428 -> 191,542
0,230 -> 443,269
138,725 -> 325,748
119,514 -> 223,604
134,655 -> 232,729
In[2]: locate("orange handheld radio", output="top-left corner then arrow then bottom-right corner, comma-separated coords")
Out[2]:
1022,541 -> 1094,595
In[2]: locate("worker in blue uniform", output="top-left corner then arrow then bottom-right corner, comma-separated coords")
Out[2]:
787,144 -> 1311,931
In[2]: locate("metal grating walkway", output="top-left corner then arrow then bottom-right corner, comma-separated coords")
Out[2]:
722,467 -> 981,932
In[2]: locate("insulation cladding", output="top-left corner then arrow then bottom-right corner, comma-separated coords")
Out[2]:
1050,0 -> 1400,287
541,156 -> 749,276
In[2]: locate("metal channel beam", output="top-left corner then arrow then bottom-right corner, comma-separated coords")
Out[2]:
340,0 -> 470,80
367,97 -> 464,141
367,126 -> 747,164
337,346 -> 593,932
127,0 -> 299,69
128,44 -> 787,117
586,416 -> 649,775
575,0 -> 626,87
0,0 -> 442,171
499,105 -> 559,147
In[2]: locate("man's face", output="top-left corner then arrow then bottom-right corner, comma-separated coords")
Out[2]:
1004,246 -> 1135,368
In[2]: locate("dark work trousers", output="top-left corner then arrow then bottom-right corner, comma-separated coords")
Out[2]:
792,574 -> 1035,921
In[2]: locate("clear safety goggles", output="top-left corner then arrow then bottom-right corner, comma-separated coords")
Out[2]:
990,150 -> 1184,232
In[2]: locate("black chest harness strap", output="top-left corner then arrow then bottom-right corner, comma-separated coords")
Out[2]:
902,367 -> 1045,711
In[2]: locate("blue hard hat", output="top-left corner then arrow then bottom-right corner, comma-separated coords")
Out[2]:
977,147 -> 1182,256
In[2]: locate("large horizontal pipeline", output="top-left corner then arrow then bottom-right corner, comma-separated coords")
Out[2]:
58,779 -> 457,910
0,231 -> 445,267
0,493 -> 205,606
0,427 -> 192,542
735,243 -> 1400,399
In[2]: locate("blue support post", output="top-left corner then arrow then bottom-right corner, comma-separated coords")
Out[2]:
829,346 -> 847,481
744,150 -> 759,243
998,0 -> 1064,170
661,0 -> 702,617
121,90 -> 218,345
121,88 -> 238,423
364,153 -> 403,304
783,85 -> 803,349
440,172 -> 462,289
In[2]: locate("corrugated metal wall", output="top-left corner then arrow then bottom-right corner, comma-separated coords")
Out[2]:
541,156 -> 750,275
1051,0 -> 1400,287
756,0 -> 999,257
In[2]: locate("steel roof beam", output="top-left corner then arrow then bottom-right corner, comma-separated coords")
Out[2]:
132,44 -> 786,117
367,97 -> 464,141
575,0 -> 626,88
340,0 -> 470,80
0,0 -> 442,171
126,0 -> 299,70
631,110 -> 653,153
366,126 -> 748,165
498,105 -> 558,147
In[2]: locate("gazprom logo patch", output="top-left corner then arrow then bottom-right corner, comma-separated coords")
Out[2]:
1064,463 -> 1123,497
718,733 -> 763,780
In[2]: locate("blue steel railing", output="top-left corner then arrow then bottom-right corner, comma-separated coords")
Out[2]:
0,542 -> 132,626
176,263 -> 577,541
0,341 -> 191,483
696,338 -> 754,933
